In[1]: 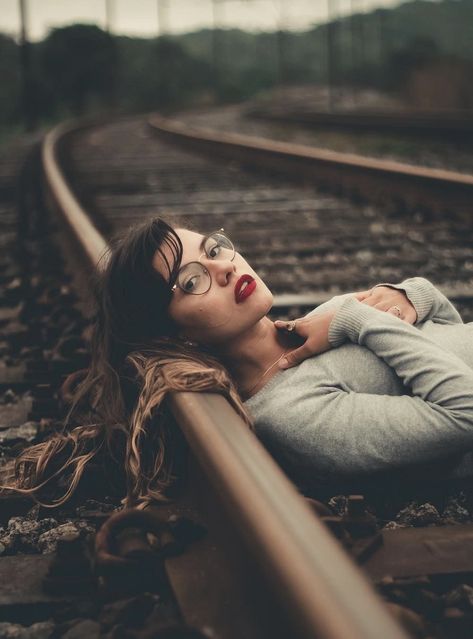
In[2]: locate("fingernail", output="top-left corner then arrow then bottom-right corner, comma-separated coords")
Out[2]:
279,358 -> 289,369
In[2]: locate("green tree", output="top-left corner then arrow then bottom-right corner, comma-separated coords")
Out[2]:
0,35 -> 20,126
137,37 -> 212,110
41,24 -> 118,115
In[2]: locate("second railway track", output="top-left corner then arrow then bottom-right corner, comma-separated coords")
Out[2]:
61,115 -> 473,319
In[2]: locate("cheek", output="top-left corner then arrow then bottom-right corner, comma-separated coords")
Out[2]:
169,299 -> 225,330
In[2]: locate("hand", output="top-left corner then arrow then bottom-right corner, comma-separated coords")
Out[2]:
274,286 -> 417,370
354,286 -> 417,324
274,309 -> 337,370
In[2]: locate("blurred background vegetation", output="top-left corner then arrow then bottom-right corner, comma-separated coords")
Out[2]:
0,0 -> 472,136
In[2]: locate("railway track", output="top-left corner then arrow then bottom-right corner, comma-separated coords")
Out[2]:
176,103 -> 473,176
62,115 -> 473,319
45,121 -> 408,639
2,113 -> 473,638
248,105 -> 473,137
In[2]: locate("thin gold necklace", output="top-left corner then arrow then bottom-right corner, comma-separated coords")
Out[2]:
243,350 -> 289,397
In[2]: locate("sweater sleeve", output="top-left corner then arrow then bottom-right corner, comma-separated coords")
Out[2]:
272,298 -> 473,477
372,277 -> 463,325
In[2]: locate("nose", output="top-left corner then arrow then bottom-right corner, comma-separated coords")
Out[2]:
206,257 -> 236,287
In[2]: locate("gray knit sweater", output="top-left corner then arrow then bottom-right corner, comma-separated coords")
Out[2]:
245,278 -> 473,488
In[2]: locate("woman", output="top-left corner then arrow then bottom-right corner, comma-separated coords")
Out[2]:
8,218 -> 473,506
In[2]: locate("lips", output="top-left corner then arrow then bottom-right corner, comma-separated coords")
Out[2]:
234,274 -> 256,303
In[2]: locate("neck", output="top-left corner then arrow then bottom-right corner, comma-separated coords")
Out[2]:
221,317 -> 299,397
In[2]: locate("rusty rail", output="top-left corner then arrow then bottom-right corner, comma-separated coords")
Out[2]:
148,114 -> 473,216
41,121 -> 408,639
248,106 -> 473,135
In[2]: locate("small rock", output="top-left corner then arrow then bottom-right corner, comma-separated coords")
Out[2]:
327,495 -> 348,517
395,502 -> 441,527
443,606 -> 464,619
0,621 -> 54,639
0,422 -> 38,445
2,390 -> 18,405
0,516 -> 58,554
62,620 -> 100,639
38,521 -> 94,554
443,584 -> 473,610
382,520 -> 406,530
355,249 -> 373,264
442,497 -> 470,524
26,504 -> 41,521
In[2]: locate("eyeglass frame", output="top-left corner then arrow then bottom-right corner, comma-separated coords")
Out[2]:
171,228 -> 236,295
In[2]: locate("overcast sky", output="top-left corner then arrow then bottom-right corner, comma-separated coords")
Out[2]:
2,0 -> 407,41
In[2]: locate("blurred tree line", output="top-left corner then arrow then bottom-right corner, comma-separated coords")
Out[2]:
0,0 -> 472,133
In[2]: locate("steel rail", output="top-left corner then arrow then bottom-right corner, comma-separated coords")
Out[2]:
148,114 -> 473,186
148,114 -> 473,214
41,121 -> 408,639
248,107 -> 473,135
274,281 -> 473,313
42,121 -> 109,269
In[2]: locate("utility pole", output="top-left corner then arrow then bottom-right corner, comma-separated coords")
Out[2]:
211,0 -> 224,94
326,0 -> 338,112
274,0 -> 288,91
352,0 -> 365,78
105,0 -> 114,33
350,0 -> 360,106
157,0 -> 168,36
19,0 -> 35,131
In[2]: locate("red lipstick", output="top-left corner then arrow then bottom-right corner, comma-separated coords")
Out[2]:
234,274 -> 256,303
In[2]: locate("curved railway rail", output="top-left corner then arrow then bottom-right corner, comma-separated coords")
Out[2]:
247,105 -> 473,137
148,113 -> 473,220
42,121 -> 409,639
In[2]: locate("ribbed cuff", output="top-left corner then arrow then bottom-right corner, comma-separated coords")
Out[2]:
373,278 -> 434,324
328,297 -> 377,347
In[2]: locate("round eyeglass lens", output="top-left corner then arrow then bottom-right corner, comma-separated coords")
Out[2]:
177,262 -> 211,295
204,232 -> 235,261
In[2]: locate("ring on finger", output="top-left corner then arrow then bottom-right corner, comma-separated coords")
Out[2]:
286,320 -> 297,332
389,305 -> 402,317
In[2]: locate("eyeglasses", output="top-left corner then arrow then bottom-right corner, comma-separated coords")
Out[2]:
172,229 -> 235,295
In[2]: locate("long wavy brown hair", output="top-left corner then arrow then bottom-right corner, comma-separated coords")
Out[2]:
3,218 -> 251,508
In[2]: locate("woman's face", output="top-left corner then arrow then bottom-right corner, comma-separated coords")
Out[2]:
153,228 -> 273,344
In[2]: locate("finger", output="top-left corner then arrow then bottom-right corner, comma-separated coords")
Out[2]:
387,306 -> 404,319
274,319 -> 303,332
353,290 -> 372,301
374,302 -> 387,310
279,344 -> 314,369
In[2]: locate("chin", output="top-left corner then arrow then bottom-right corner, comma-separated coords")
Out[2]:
254,288 -> 273,316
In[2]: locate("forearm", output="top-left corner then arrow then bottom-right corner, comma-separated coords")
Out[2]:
329,297 -> 473,419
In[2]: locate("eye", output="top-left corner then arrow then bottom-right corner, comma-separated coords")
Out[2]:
183,275 -> 200,292
206,241 -> 221,259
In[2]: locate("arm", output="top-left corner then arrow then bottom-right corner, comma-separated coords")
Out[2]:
372,277 -> 463,325
277,277 -> 462,368
263,298 -> 473,478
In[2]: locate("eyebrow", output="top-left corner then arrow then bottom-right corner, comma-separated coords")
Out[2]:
198,234 -> 207,254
